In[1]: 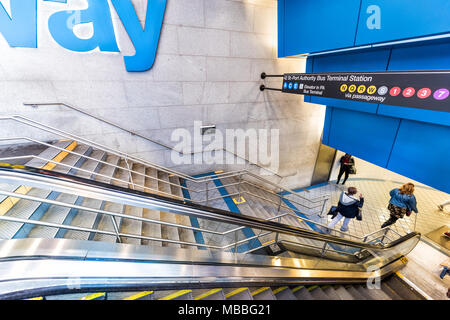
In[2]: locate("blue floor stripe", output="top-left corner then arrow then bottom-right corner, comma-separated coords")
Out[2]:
207,173 -> 262,253
12,147 -> 93,239
180,179 -> 206,250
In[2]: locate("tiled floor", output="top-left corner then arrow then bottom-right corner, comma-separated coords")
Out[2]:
285,158 -> 450,242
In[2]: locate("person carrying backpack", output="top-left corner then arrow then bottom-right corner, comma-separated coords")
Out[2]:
381,183 -> 418,228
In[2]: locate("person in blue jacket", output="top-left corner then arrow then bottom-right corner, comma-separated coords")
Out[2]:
381,183 -> 418,228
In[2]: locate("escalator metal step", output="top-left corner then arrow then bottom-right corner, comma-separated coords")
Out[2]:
307,286 -> 330,300
251,287 -> 276,300
333,285 -> 355,300
224,288 -> 253,300
193,289 -> 226,300
345,286 -> 367,300
155,290 -> 193,300
272,286 -> 297,300
321,286 -> 342,300
292,286 -> 314,300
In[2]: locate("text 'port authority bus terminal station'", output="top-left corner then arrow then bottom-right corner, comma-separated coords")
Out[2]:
0,0 -> 449,314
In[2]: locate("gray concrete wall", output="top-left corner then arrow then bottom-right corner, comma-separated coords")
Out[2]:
0,0 -> 325,189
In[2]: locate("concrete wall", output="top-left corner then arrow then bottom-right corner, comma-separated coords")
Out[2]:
0,0 -> 325,189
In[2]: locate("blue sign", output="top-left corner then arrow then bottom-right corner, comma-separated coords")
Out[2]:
0,0 -> 167,72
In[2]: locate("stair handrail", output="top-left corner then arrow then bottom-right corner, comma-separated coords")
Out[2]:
0,165 -> 419,253
1,114 -> 328,207
23,102 -> 283,178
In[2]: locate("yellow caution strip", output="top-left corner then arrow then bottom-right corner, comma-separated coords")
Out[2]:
214,170 -> 224,174
307,285 -> 319,292
0,141 -> 77,217
41,141 -> 77,171
194,288 -> 222,300
291,286 -> 305,293
78,292 -> 105,300
122,291 -> 154,300
26,297 -> 43,300
158,289 -> 192,300
251,287 -> 270,296
225,287 -> 248,298
272,286 -> 288,295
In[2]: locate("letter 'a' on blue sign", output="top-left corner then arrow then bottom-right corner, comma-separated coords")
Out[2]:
47,0 -> 119,52
111,0 -> 167,72
0,0 -> 37,48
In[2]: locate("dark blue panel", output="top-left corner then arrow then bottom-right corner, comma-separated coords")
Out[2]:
310,48 -> 391,113
282,0 -> 361,56
378,41 -> 450,126
388,41 -> 450,71
327,108 -> 400,167
388,120 -> 450,193
356,0 -> 450,46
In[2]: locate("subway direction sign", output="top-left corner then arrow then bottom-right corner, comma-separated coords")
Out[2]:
282,71 -> 450,113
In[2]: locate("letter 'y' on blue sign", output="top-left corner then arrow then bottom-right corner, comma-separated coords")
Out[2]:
111,0 -> 167,72
47,0 -> 119,52
0,0 -> 37,47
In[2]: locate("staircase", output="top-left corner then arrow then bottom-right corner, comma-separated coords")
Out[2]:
0,139 -> 424,300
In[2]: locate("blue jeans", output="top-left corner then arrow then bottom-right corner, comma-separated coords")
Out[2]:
328,213 -> 351,232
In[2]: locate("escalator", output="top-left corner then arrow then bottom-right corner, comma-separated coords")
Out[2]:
0,163 -> 424,300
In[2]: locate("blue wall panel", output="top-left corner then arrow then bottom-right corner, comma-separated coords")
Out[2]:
377,41 -> 450,126
356,0 -> 450,46
281,0 -> 361,56
326,108 -> 400,168
388,120 -> 450,193
310,48 -> 391,113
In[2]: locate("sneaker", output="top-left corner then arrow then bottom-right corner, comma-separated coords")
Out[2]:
340,227 -> 348,232
444,231 -> 450,239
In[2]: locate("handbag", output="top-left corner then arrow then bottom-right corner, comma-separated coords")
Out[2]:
349,165 -> 357,175
327,206 -> 338,218
356,208 -> 362,221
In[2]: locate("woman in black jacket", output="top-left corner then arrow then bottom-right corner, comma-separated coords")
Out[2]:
327,187 -> 364,232
336,153 -> 355,185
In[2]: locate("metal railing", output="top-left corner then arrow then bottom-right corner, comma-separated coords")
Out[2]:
0,115 -> 330,224
0,166 -> 417,261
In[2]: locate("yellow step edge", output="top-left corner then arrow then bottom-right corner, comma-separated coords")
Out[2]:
225,287 -> 248,298
307,285 -> 319,292
272,286 -> 288,295
26,297 -> 43,300
262,240 -> 275,246
41,140 -> 77,171
291,286 -> 305,293
194,288 -> 223,300
214,170 -> 224,174
251,287 -> 270,296
0,141 -> 77,217
122,291 -> 154,300
158,289 -> 192,300
78,292 -> 105,300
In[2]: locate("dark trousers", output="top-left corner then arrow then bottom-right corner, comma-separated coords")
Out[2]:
381,215 -> 399,228
337,167 -> 349,184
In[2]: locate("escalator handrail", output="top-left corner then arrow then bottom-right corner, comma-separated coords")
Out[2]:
0,165 -> 420,252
